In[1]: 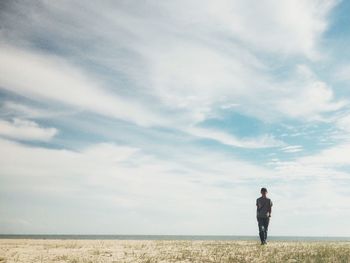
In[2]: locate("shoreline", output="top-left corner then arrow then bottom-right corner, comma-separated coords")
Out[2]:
1,234 -> 349,241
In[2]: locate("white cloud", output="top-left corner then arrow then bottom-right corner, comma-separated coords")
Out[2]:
2,101 -> 50,118
271,139 -> 350,180
281,145 -> 303,153
1,101 -> 74,119
146,44 -> 343,123
271,178 -> 350,236
0,0 -> 341,127
0,138 -> 275,234
335,113 -> 350,133
0,118 -> 57,141
1,138 -> 349,235
0,45 -> 166,127
300,143 -> 350,167
158,0 -> 336,58
275,76 -> 345,120
187,126 -> 284,148
2,44 -> 336,149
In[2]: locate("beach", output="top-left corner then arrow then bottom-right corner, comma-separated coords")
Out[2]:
1,239 -> 349,263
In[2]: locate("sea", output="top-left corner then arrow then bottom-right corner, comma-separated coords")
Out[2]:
0,235 -> 349,241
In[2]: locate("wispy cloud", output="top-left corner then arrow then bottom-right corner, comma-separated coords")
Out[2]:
0,1 -> 342,125
0,118 -> 57,142
0,45 -> 166,127
1,101 -> 74,119
187,126 -> 284,148
281,145 -> 303,153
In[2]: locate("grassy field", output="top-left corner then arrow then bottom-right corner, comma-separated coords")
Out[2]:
0,239 -> 349,263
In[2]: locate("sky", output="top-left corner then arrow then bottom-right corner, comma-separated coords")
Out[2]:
0,0 -> 350,237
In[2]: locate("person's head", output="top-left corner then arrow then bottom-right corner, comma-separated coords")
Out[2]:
260,187 -> 268,197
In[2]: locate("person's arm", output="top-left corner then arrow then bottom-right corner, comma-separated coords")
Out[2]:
268,200 -> 273,217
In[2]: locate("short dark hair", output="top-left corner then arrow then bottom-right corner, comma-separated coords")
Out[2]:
261,187 -> 267,193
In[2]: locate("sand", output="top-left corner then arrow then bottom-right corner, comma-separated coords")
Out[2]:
0,239 -> 350,262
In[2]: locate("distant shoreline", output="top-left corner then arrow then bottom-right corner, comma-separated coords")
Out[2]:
1,234 -> 349,241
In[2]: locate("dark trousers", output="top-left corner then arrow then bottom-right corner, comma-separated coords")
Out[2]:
257,217 -> 270,243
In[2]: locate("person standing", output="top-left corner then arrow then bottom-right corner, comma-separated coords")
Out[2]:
256,187 -> 273,245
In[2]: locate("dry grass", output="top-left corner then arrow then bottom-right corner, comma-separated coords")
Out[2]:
0,239 -> 349,263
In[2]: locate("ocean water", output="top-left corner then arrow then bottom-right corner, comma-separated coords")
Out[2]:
0,235 -> 349,241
